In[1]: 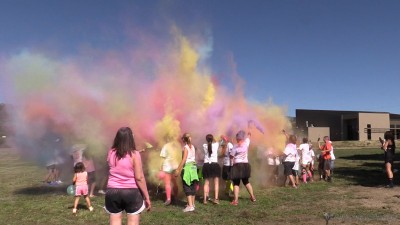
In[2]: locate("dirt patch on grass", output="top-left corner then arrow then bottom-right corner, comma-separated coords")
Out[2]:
345,185 -> 400,213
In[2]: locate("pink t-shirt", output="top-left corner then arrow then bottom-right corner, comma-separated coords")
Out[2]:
107,149 -> 139,189
75,171 -> 88,186
231,138 -> 250,164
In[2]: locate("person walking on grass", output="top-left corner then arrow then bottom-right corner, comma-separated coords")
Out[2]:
72,162 -> 93,214
202,134 -> 222,205
174,133 -> 199,212
105,127 -> 151,225
380,131 -> 396,188
230,130 -> 256,206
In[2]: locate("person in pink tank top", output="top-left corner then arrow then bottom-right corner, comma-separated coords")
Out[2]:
72,162 -> 93,214
105,127 -> 151,225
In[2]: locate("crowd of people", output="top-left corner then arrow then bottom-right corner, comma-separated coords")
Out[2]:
43,125 -> 341,225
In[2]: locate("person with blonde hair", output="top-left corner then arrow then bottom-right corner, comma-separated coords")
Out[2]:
174,133 -> 199,212
229,130 -> 256,206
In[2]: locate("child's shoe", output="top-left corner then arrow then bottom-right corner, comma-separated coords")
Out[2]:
72,208 -> 77,214
89,206 -> 94,212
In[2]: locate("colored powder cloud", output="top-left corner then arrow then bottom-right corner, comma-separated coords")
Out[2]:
0,26 -> 291,186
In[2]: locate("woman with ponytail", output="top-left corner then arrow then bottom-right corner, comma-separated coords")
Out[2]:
201,134 -> 222,204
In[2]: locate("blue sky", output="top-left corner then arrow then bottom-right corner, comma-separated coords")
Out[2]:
1,0 -> 399,116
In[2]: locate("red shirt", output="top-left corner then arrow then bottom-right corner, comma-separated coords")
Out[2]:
320,142 -> 332,160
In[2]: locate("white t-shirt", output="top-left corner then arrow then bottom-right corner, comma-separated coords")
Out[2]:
223,142 -> 234,166
183,144 -> 196,164
329,141 -> 335,160
284,143 -> 297,162
231,137 -> 250,164
299,143 -> 312,165
160,142 -> 179,172
203,142 -> 220,164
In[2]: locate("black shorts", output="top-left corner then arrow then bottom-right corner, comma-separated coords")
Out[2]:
88,172 -> 96,184
202,163 -> 221,179
222,165 -> 231,180
323,159 -> 331,171
105,188 -> 145,214
283,161 -> 295,176
385,149 -> 395,165
230,163 -> 251,180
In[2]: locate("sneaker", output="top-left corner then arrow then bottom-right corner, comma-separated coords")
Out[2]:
72,208 -> 77,214
98,190 -> 106,195
183,206 -> 195,212
385,184 -> 394,188
56,180 -> 63,184
212,199 -> 220,205
89,206 -> 94,212
230,200 -> 238,206
164,199 -> 171,206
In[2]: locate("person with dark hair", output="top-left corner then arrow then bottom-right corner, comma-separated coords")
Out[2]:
174,133 -> 199,212
229,130 -> 256,206
201,134 -> 222,205
105,127 -> 151,225
380,131 -> 396,188
72,162 -> 93,214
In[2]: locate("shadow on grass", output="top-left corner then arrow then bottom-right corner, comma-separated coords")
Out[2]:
14,184 -> 68,195
336,153 -> 400,187
340,153 -> 400,161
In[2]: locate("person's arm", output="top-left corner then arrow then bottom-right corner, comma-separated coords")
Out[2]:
132,151 -> 151,211
72,173 -> 77,185
174,147 -> 188,177
382,139 -> 391,151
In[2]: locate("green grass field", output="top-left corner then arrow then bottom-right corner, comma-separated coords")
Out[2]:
1,147 -> 400,225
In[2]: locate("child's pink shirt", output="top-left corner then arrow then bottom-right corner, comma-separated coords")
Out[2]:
75,171 -> 88,186
107,149 -> 138,189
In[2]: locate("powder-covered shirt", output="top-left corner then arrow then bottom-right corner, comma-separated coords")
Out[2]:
284,143 -> 298,162
160,142 -> 179,172
82,157 -> 95,173
203,142 -> 220,164
299,143 -> 312,164
75,171 -> 88,186
223,142 -> 234,166
231,137 -> 250,164
107,149 -> 139,189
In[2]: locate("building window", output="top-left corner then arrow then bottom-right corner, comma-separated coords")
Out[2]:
367,124 -> 371,140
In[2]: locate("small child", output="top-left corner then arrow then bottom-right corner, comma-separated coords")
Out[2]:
72,162 -> 93,214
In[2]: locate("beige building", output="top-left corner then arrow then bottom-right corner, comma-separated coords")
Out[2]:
296,109 -> 400,141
